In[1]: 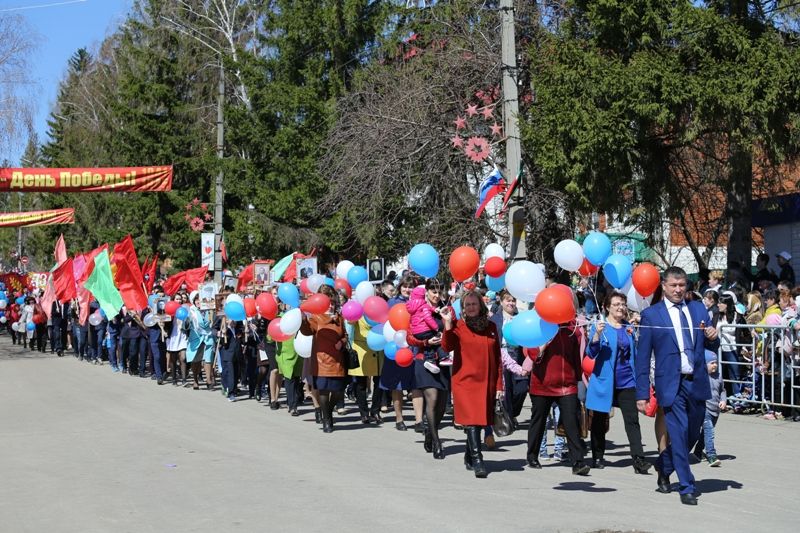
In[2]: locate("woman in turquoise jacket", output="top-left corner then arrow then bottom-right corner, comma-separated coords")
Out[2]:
585,291 -> 650,474
185,291 -> 216,390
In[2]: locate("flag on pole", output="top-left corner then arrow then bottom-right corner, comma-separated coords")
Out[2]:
475,167 -> 506,219
52,257 -> 77,303
84,250 -> 124,319
162,266 -> 209,296
54,234 -> 68,265
501,168 -> 522,212
143,253 -> 158,292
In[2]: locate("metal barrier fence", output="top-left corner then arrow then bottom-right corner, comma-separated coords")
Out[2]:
716,323 -> 799,413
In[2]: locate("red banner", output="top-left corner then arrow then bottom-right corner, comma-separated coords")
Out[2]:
0,166 -> 172,193
0,208 -> 75,228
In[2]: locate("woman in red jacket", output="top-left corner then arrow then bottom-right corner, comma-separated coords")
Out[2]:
441,290 -> 503,478
525,320 -> 590,475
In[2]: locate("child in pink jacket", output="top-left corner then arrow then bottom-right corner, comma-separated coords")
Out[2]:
407,279 -> 444,374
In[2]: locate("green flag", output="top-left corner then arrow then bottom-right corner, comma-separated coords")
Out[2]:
84,249 -> 124,319
271,253 -> 295,281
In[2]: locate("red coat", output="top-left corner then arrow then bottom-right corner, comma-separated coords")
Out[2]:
526,323 -> 582,397
442,319 -> 503,426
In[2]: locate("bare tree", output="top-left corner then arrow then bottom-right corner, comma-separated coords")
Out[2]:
0,14 -> 36,162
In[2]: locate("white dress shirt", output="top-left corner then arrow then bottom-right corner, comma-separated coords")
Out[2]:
665,300 -> 694,374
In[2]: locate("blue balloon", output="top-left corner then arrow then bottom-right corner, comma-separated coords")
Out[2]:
371,323 -> 385,336
26,322 -> 35,331
277,283 -> 300,308
603,254 -> 633,289
367,329 -> 387,351
224,301 -> 246,321
98,308 -> 106,318
364,316 -> 381,327
583,231 -> 612,266
0,292 -> 6,301
384,341 -> 398,360
486,274 -> 505,292
176,306 -> 189,321
509,310 -> 558,348
323,277 -> 335,287
452,299 -> 462,320
16,297 -> 25,305
148,294 -> 159,309
502,321 -> 519,347
347,266 -> 368,288
408,243 -> 439,278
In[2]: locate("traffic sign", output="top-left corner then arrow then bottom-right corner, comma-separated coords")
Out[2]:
20,256 -> 28,265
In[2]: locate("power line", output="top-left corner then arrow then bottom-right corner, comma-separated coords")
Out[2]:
0,0 -> 87,13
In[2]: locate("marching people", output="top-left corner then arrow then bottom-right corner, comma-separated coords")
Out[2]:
490,289 -> 529,429
185,291 -> 215,390
165,294 -> 189,385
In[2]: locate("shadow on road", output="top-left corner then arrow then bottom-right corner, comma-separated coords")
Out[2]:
552,481 -> 617,492
696,478 -> 744,493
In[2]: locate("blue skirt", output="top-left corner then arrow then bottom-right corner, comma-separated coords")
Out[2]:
379,358 -> 416,391
412,358 -> 447,391
312,376 -> 347,392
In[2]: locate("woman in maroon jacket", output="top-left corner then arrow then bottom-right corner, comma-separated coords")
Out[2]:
525,321 -> 590,475
441,290 -> 503,478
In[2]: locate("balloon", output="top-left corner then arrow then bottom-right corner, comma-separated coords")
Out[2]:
299,278 -> 311,295
509,310 -> 559,348
0,316 -> 6,324
364,316 -> 381,327
300,293 -> 331,315
382,321 -> 397,342
165,301 -> 180,316
267,318 -> 293,342
12,322 -> 19,331
279,308 -> 302,335
89,312 -> 103,327
583,231 -> 612,266
224,301 -> 246,321
603,254 -> 632,289
578,258 -> 599,277
336,260 -> 355,280
0,300 -> 8,309
354,281 -> 374,304
366,329 -> 387,351
293,331 -> 313,358
394,330 -> 409,348
143,313 -> 157,328
388,303 -> 411,331
452,299 -> 462,319
535,285 -> 575,324
277,283 -> 300,308
632,262 -> 660,297
484,256 -> 506,278
448,246 -> 480,282
255,292 -> 278,319
323,277 -> 335,287
623,279 -> 652,312
582,356 -> 596,376
225,293 -> 244,307
347,266 -> 368,288
502,321 -> 519,346
553,239 -> 584,272
483,243 -> 505,261
307,274 -> 326,293
334,278 -> 352,298
408,243 -> 439,278
505,261 -> 546,302
395,347 -> 414,367
25,321 -> 34,331
486,274 -> 505,292
363,296 -> 389,323
341,300 -> 364,322
15,297 -> 24,305
384,341 -> 399,360
243,298 -> 258,318
175,306 -> 189,321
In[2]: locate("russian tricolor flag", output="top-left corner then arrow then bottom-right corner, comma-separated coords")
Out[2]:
475,167 -> 506,219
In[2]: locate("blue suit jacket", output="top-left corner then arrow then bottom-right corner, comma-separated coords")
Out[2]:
634,300 -> 712,407
585,320 -> 637,413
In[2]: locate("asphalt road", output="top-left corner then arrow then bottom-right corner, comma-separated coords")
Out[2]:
1,336 -> 797,533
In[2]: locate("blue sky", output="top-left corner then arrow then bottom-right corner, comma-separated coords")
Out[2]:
3,0 -> 131,164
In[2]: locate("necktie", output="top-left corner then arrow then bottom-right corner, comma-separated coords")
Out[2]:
677,302 -> 694,356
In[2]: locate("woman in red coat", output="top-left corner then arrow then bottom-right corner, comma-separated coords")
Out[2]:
441,290 -> 503,478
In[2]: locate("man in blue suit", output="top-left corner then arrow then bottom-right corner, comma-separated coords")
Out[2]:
635,266 -> 715,505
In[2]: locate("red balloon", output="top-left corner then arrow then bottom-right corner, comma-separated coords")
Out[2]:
363,295 -> 389,323
267,318 -> 292,342
164,301 -> 180,316
484,256 -> 507,278
243,297 -> 258,318
388,303 -> 411,331
299,278 -> 312,295
577,258 -> 599,277
632,263 -> 660,297
551,283 -> 574,300
255,292 -> 278,320
535,285 -> 575,324
448,246 -> 480,282
395,347 -> 414,367
582,355 -> 596,376
334,278 -> 352,298
300,293 -> 331,315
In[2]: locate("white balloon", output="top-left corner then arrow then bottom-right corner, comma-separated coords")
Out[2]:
553,239 -> 584,272
89,312 -> 103,327
505,261 -> 546,303
143,313 -> 157,328
383,321 -> 397,342
11,322 -> 18,331
307,274 -> 326,293
225,293 -> 244,306
293,331 -> 313,358
483,243 -> 505,261
279,308 -> 302,335
394,329 -> 408,348
622,279 -> 652,312
0,316 -> 6,324
336,260 -> 355,280
0,300 -> 6,309
354,281 -> 374,304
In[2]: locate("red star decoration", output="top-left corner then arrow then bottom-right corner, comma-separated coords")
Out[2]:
466,104 -> 478,117
490,122 -> 503,136
454,116 -> 466,130
200,203 -> 208,211
451,135 -> 464,148
481,106 -> 494,119
464,136 -> 491,163
203,213 -> 213,221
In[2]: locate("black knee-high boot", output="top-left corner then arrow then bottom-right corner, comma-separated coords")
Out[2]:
465,426 -> 487,478
319,394 -> 334,433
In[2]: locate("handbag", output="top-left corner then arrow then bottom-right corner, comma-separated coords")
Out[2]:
342,337 -> 360,370
556,402 -> 589,439
493,399 -> 514,437
645,386 -> 658,417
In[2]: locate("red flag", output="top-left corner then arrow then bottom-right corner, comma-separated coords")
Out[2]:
52,257 -> 77,303
162,266 -> 209,296
143,253 -> 158,292
54,234 -> 67,265
112,235 -> 144,283
141,256 -> 150,278
115,258 -> 149,311
236,263 -> 254,292
220,239 -> 228,264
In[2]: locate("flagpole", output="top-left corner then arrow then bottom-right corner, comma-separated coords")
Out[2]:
213,58 -> 225,287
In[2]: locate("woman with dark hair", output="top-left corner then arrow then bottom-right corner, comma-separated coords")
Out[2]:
441,290 -> 503,478
585,291 -> 650,473
717,291 -> 744,396
165,293 -> 189,385
300,284 -> 348,433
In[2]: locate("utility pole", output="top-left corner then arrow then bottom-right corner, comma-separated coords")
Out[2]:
17,192 -> 23,272
500,0 -> 525,261
214,59 -> 225,286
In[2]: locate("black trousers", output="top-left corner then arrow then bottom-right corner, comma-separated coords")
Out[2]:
284,376 -> 302,410
504,371 -> 529,418
354,376 -> 383,416
589,387 -> 644,459
527,393 -> 584,466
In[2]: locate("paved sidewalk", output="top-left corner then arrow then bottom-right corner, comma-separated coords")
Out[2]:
0,336 -> 797,532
